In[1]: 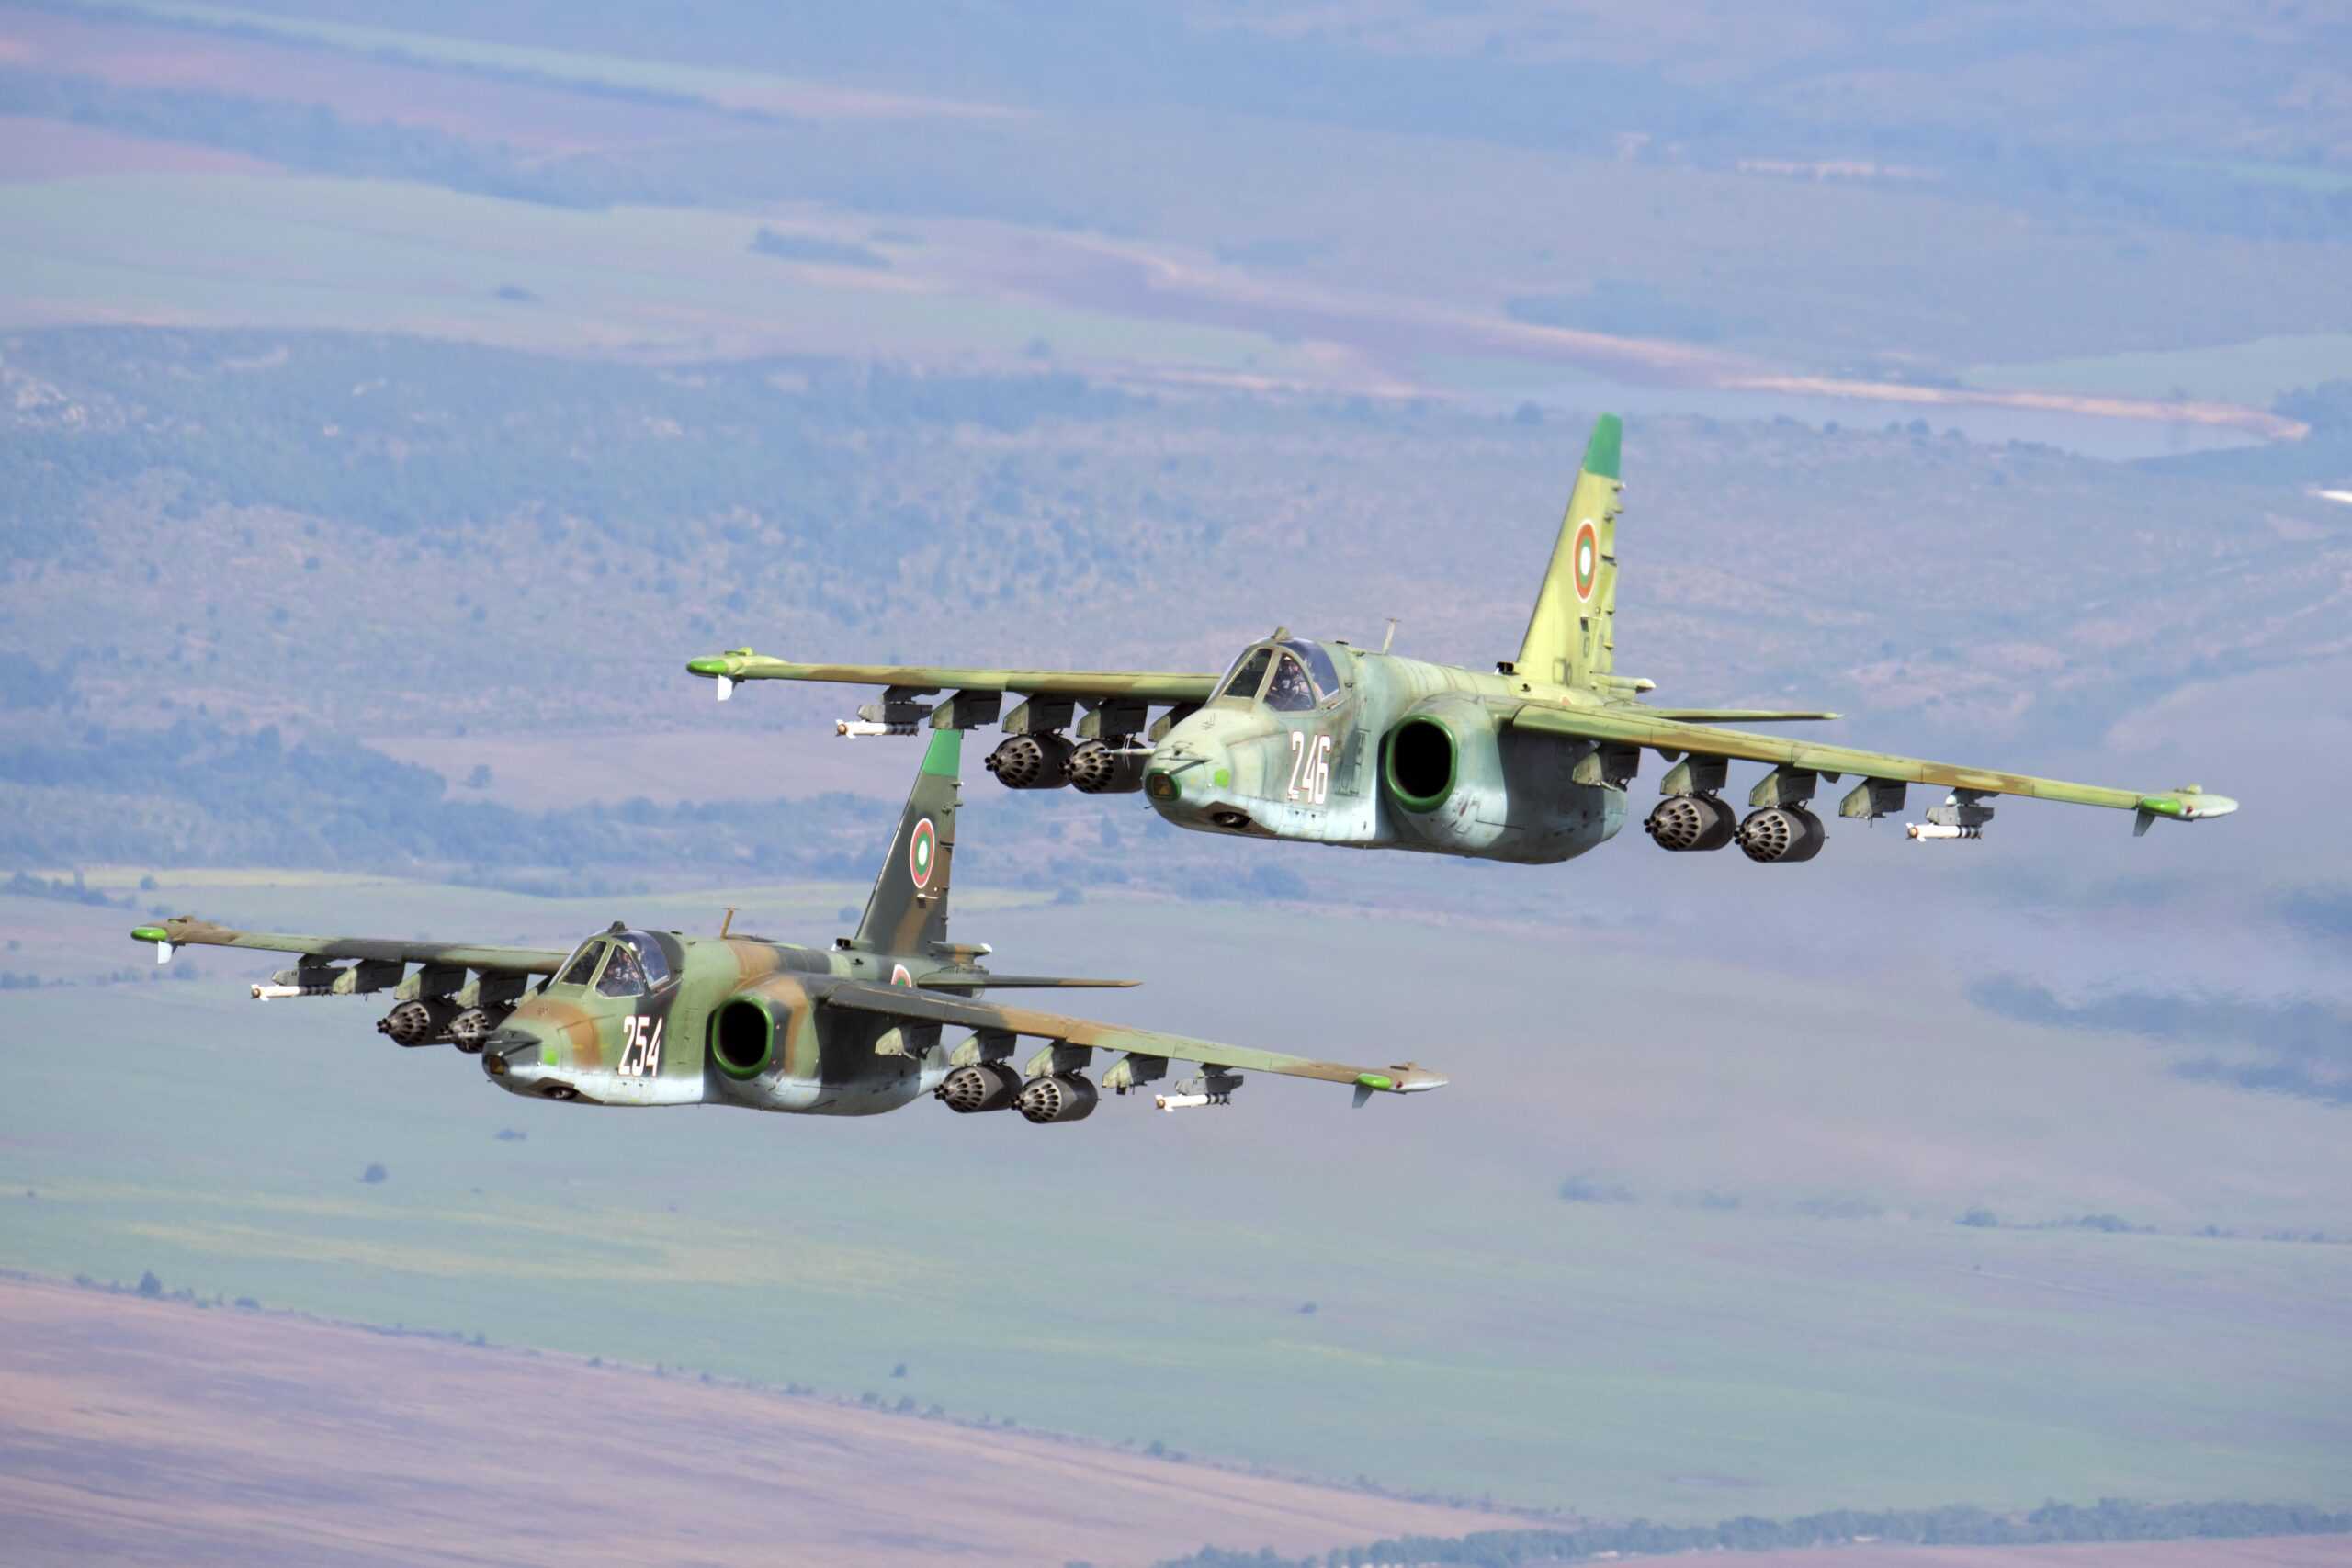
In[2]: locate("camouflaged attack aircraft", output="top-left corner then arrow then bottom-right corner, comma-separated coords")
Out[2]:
690,414 -> 2235,863
129,731 -> 1445,1120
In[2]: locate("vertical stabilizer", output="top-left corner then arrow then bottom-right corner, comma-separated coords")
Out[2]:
854,728 -> 960,953
1514,413 -> 1623,690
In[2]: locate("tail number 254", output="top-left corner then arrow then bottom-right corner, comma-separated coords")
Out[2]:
619,1016 -> 664,1077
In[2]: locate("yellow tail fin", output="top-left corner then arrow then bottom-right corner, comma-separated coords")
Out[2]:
1514,413 -> 1623,690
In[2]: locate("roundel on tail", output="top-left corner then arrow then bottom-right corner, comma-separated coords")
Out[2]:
909,817 -> 938,889
1572,520 -> 1600,602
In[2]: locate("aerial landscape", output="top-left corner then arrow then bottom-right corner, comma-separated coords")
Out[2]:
2,3 -> 2348,1565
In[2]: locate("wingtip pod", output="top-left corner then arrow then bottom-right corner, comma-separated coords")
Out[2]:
1357,1066 -> 1448,1094
2135,786 -> 2241,826
1582,412 -> 1623,481
688,649 -> 763,700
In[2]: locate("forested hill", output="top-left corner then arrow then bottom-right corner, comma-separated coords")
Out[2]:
1159,1499 -> 2352,1568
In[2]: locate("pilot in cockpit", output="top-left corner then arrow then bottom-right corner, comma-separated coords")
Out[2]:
595,943 -> 648,998
1264,654 -> 1317,712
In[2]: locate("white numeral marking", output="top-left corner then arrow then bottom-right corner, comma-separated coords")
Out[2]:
1286,732 -> 1334,806
619,1016 -> 664,1077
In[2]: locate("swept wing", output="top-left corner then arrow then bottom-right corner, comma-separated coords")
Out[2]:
686,652 -> 1218,705
1510,705 -> 2234,820
818,978 -> 1445,1097
130,916 -> 568,973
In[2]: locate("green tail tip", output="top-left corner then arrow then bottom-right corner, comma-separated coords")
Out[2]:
130,926 -> 169,943
920,726 -> 964,776
686,657 -> 730,677
1582,413 -> 1623,480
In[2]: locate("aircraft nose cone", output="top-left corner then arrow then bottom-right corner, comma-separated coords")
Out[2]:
1145,735 -> 1228,816
481,1024 -> 547,1083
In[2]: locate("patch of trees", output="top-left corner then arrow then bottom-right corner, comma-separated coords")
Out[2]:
1159,1499 -> 2352,1567
0,714 -> 896,876
2,328 -> 1131,564
0,67 -> 632,209
6,870 -> 130,908
751,227 -> 890,269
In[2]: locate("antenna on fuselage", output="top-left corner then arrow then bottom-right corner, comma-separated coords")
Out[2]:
1381,617 -> 1399,654
719,907 -> 736,938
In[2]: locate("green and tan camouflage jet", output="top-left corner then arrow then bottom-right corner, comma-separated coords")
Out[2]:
129,731 -> 1444,1120
690,414 -> 2235,864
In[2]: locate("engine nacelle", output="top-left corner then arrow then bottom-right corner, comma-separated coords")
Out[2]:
1015,1072 -> 1098,1123
1069,739 -> 1147,795
1736,805 -> 1826,863
1645,794 -> 1736,852
1381,695 -> 1511,852
378,998 -> 459,1047
987,732 -> 1075,789
938,1060 -> 1023,1113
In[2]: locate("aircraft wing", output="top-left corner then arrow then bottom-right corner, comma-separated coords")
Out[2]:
911,974 -> 1140,990
130,916 -> 569,975
1510,704 -> 2236,822
817,978 -> 1446,1097
684,650 -> 1219,705
1643,708 -> 1843,724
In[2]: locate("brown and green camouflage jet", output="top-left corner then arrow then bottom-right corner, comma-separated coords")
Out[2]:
690,414 -> 2235,864
129,731 -> 1444,1120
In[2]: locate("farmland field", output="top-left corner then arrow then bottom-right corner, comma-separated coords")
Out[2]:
6,871 -> 2348,1520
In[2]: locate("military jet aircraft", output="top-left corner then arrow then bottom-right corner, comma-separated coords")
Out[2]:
128,731 -> 1444,1120
690,414 -> 2235,864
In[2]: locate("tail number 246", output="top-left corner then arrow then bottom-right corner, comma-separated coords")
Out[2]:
1287,732 -> 1332,805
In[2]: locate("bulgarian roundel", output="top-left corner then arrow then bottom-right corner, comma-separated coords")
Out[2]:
1572,520 -> 1600,602
909,817 -> 938,889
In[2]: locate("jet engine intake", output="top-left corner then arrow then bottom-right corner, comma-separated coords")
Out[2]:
986,733 -> 1075,790
378,998 -> 459,1047
1014,1072 -> 1098,1124
938,1060 -> 1023,1113
1069,739 -> 1147,795
1380,695 -> 1516,852
1736,805 -> 1826,863
711,997 -> 778,1078
1645,794 -> 1736,852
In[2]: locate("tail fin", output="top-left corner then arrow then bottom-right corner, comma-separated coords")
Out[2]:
1514,413 -> 1623,690
853,728 -> 961,953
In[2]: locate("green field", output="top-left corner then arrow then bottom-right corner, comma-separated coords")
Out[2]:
0,171 -> 1311,377
6,870 -> 2347,1520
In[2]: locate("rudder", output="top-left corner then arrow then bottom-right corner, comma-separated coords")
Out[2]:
853,728 -> 961,954
1513,413 -> 1623,690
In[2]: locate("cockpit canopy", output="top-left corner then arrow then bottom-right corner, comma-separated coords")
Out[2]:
1215,637 -> 1343,713
551,929 -> 677,997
